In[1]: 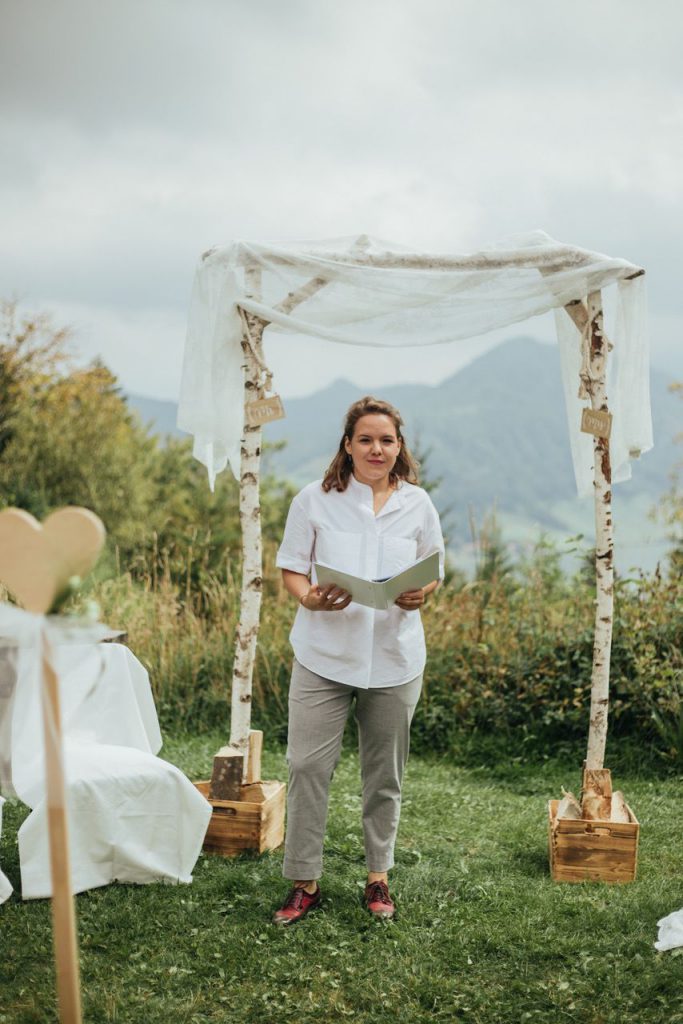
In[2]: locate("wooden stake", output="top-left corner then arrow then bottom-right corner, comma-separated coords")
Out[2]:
245,730 -> 263,784
0,505 -> 104,1024
42,633 -> 82,1024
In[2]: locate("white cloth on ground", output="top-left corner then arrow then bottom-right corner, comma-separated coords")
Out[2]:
177,231 -> 652,497
0,620 -> 211,900
276,476 -> 444,688
655,909 -> 683,951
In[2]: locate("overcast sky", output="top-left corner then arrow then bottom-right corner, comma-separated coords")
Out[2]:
1,0 -> 681,401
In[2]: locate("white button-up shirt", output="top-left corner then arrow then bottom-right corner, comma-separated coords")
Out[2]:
276,475 -> 445,688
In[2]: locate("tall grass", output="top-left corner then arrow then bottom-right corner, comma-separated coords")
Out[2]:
84,540 -> 683,764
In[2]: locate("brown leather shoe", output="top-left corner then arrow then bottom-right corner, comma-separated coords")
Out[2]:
363,880 -> 395,919
272,885 -> 322,926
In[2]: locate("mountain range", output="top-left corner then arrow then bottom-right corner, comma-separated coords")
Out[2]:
127,336 -> 681,574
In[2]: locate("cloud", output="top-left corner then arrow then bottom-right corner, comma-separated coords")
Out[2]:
1,0 -> 681,396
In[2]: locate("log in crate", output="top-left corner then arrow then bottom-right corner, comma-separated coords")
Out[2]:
198,729 -> 285,857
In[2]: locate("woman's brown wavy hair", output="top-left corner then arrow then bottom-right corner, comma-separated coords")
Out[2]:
322,396 -> 420,493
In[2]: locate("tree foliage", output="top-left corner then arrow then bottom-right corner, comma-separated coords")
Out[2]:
0,302 -> 157,550
0,301 -> 296,587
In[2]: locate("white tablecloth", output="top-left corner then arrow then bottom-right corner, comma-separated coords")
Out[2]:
0,642 -> 211,901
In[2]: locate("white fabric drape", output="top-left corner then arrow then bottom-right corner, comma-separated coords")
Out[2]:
177,231 -> 652,496
554,274 -> 653,496
0,607 -> 211,901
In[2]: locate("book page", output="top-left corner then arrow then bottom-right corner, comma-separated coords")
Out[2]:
381,551 -> 441,605
314,551 -> 440,610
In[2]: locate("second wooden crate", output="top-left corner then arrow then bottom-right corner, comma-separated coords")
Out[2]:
195,780 -> 286,857
548,799 -> 639,883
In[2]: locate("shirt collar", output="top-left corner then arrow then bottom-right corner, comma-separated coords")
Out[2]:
347,473 -> 405,515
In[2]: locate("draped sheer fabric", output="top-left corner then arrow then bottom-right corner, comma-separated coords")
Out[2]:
0,608 -> 211,901
177,231 -> 652,496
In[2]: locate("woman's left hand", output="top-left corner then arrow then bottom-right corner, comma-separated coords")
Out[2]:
395,588 -> 425,611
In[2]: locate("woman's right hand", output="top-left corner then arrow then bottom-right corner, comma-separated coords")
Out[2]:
301,583 -> 352,612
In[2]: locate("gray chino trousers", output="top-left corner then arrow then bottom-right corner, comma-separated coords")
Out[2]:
283,658 -> 423,880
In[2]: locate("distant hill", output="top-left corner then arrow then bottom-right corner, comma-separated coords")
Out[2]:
126,336 -> 681,574
127,393 -> 183,439
265,337 -> 578,520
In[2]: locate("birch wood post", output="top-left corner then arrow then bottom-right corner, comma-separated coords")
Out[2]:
42,633 -> 83,1024
228,267 -> 268,771
584,290 -> 614,770
223,269 -> 329,779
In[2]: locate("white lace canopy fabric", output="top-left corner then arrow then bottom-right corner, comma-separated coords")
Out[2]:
177,231 -> 652,495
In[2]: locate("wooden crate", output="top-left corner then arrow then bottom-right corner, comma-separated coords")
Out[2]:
548,799 -> 639,883
195,780 -> 285,857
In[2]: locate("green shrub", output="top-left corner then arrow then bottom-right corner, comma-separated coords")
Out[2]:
82,544 -> 683,765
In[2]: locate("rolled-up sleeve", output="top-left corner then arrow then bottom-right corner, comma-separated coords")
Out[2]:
276,493 -> 315,574
417,496 -> 445,578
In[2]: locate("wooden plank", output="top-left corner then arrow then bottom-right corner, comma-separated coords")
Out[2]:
246,730 -> 263,784
550,802 -> 638,836
552,857 -> 636,876
553,819 -> 638,838
553,829 -> 638,848
550,856 -> 637,882
553,841 -> 636,862
552,857 -> 636,875
552,866 -> 635,884
207,813 -> 260,829
196,795 -> 264,813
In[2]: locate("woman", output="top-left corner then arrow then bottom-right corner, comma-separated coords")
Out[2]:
272,396 -> 444,925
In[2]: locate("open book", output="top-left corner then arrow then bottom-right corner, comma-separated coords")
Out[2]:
313,551 -> 440,611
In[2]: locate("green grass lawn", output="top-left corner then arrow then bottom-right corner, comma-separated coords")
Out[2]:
2,734 -> 683,1024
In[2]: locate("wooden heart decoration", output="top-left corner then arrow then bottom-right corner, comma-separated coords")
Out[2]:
0,507 -> 106,613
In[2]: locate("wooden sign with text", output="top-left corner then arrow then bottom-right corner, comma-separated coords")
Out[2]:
245,394 -> 285,427
581,407 -> 612,440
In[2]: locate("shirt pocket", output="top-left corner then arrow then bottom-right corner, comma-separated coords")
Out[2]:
314,528 -> 363,575
379,536 -> 418,579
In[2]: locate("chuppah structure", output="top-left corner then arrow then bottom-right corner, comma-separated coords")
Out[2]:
178,231 -> 652,878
